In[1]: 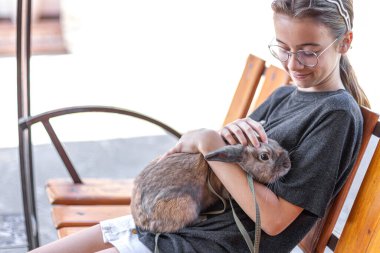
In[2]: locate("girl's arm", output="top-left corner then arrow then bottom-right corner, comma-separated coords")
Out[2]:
208,154 -> 303,236
162,121 -> 303,236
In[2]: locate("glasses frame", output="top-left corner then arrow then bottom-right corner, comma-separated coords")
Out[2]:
268,38 -> 339,68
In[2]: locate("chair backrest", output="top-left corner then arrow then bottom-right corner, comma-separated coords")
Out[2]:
223,54 -> 290,125
335,125 -> 380,252
223,54 -> 265,126
248,64 -> 291,112
299,107 -> 379,252
19,106 -> 182,184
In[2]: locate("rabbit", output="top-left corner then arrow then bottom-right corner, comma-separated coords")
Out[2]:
131,138 -> 291,233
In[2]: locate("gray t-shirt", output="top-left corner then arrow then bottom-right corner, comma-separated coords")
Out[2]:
138,86 -> 363,253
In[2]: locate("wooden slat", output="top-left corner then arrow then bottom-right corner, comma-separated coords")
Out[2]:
51,205 -> 131,229
335,140 -> 380,252
374,121 -> 380,137
299,107 -> 379,253
57,227 -> 89,238
223,54 -> 265,126
46,178 -> 134,205
248,64 -> 291,112
367,219 -> 380,253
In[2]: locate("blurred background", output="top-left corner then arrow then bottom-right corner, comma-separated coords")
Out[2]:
0,0 -> 378,148
0,0 -> 379,252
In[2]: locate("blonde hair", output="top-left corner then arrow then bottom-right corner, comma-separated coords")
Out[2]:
271,0 -> 370,108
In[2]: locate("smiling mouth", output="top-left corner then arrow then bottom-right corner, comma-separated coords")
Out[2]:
292,73 -> 310,80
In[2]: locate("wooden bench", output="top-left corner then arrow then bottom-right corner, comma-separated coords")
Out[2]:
20,54 -> 380,252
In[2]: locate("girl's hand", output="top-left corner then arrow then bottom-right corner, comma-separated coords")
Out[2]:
158,128 -> 224,162
220,118 -> 268,148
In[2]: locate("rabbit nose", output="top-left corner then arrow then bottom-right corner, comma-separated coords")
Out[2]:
283,159 -> 291,169
279,153 -> 291,169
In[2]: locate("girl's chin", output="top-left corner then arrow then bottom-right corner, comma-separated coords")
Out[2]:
291,75 -> 315,89
293,80 -> 310,89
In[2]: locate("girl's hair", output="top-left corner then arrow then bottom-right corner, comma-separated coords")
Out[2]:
271,0 -> 370,108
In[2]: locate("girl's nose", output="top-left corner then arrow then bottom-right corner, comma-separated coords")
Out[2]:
287,53 -> 304,71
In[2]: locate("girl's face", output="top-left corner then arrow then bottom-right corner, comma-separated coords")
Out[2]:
273,13 -> 344,92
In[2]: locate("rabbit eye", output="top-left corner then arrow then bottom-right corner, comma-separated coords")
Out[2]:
259,153 -> 270,161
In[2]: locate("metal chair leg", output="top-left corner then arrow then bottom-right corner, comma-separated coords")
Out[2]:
16,0 -> 39,249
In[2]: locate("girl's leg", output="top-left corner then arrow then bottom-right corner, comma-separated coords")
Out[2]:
29,224 -> 112,253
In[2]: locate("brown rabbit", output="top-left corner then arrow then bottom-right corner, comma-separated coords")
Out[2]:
131,139 -> 291,233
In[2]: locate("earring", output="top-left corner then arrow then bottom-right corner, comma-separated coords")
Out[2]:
341,44 -> 349,49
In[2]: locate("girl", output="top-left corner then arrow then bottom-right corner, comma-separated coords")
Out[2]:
30,0 -> 368,252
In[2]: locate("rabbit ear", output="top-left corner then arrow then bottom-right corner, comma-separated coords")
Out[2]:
204,144 -> 244,163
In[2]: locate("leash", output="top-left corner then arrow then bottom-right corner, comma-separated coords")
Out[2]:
154,233 -> 161,253
154,172 -> 261,253
201,169 -> 227,215
229,174 -> 261,253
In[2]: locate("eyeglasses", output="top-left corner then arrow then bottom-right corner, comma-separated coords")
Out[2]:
268,38 -> 338,68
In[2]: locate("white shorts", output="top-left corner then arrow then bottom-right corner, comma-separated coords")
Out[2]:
100,214 -> 152,253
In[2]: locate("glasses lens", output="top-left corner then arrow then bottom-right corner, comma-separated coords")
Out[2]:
296,50 -> 318,67
269,46 -> 289,62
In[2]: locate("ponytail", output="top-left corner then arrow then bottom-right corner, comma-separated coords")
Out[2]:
339,55 -> 371,108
